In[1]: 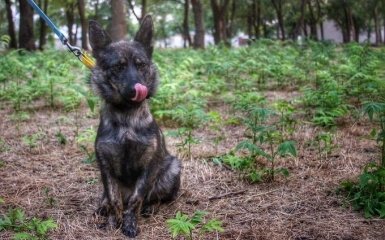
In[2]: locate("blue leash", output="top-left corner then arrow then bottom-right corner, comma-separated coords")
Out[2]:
26,0 -> 66,44
26,0 -> 95,68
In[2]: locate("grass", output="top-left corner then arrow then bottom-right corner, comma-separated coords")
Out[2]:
1,41 -> 385,239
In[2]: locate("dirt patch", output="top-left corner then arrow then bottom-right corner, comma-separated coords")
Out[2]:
1,90 -> 385,240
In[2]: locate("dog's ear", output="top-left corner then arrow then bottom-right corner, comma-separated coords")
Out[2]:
134,15 -> 154,58
89,20 -> 112,54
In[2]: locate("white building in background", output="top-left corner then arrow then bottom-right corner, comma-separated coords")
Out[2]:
156,19 -> 383,48
155,33 -> 215,48
318,20 -> 380,43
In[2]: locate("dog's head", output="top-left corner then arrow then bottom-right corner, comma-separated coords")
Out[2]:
89,15 -> 158,107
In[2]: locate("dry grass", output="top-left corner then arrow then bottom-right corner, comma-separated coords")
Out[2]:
1,90 -> 385,240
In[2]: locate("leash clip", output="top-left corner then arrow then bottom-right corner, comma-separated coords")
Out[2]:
64,40 -> 82,59
64,39 -> 96,69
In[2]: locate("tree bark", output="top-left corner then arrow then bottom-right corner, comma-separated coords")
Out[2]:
38,0 -> 48,50
141,0 -> 147,19
319,21 -> 324,40
94,0 -> 100,22
352,16 -> 359,42
182,0 -> 192,48
255,0 -> 261,39
65,3 -> 76,45
374,7 -> 381,45
307,0 -> 318,40
109,0 -> 127,41
210,0 -> 230,45
5,0 -> 17,48
19,0 -> 36,50
78,0 -> 88,49
342,5 -> 352,43
315,0 -> 323,40
271,0 -> 285,40
226,0 -> 236,41
293,0 -> 305,40
191,0 -> 205,48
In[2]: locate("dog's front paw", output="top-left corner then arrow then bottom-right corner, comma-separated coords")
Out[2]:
95,205 -> 109,217
141,204 -> 157,218
122,212 -> 138,238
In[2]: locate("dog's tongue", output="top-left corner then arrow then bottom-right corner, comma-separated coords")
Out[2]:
131,83 -> 148,102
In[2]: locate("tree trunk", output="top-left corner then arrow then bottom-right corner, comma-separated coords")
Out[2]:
342,6 -> 351,43
108,0 -> 127,41
19,0 -> 36,50
271,0 -> 285,40
226,0 -> 236,41
263,22 -> 268,38
5,0 -> 17,48
78,0 -> 88,49
128,0 -> 147,21
255,0 -> 261,39
38,0 -> 48,50
141,0 -> 147,19
182,0 -> 192,48
352,16 -> 359,42
307,0 -> 318,40
315,0 -> 323,40
374,7 -> 381,45
74,23 -> 79,46
191,0 -> 205,48
319,22 -> 324,40
65,3 -> 76,45
247,15 -> 253,39
293,0 -> 305,40
210,0 -> 230,45
94,0 -> 100,22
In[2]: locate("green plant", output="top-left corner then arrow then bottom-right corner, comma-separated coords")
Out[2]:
273,100 -> 297,136
363,102 -> 385,166
166,210 -> 223,240
76,127 -> 97,164
231,92 -> 270,145
22,131 -> 45,149
0,138 -> 10,152
55,130 -> 67,145
167,102 -> 208,158
236,131 -> 296,182
302,74 -> 349,128
340,163 -> 385,218
0,208 -> 57,239
43,188 -> 56,208
226,92 -> 297,182
314,131 -> 336,161
207,111 -> 225,154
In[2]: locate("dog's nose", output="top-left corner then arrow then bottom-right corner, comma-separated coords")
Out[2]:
131,83 -> 148,102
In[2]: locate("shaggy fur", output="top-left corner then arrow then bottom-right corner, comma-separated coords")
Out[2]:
88,16 -> 181,238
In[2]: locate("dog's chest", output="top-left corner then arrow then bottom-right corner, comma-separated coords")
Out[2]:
96,118 -> 157,183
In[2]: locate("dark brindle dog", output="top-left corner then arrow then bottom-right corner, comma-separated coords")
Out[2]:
88,15 -> 181,238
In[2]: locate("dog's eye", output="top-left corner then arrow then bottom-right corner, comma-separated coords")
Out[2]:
112,63 -> 125,72
134,58 -> 146,69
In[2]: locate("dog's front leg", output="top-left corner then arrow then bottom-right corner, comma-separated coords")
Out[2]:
122,170 -> 155,237
96,143 -> 124,228
99,164 -> 123,228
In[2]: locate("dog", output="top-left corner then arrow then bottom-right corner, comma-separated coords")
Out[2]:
88,15 -> 181,238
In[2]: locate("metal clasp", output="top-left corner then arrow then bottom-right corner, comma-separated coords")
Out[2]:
64,39 -> 82,59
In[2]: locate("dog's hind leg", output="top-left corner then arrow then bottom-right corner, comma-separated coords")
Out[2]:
141,155 -> 181,217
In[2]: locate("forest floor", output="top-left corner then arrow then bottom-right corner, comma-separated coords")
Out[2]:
1,89 -> 385,240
